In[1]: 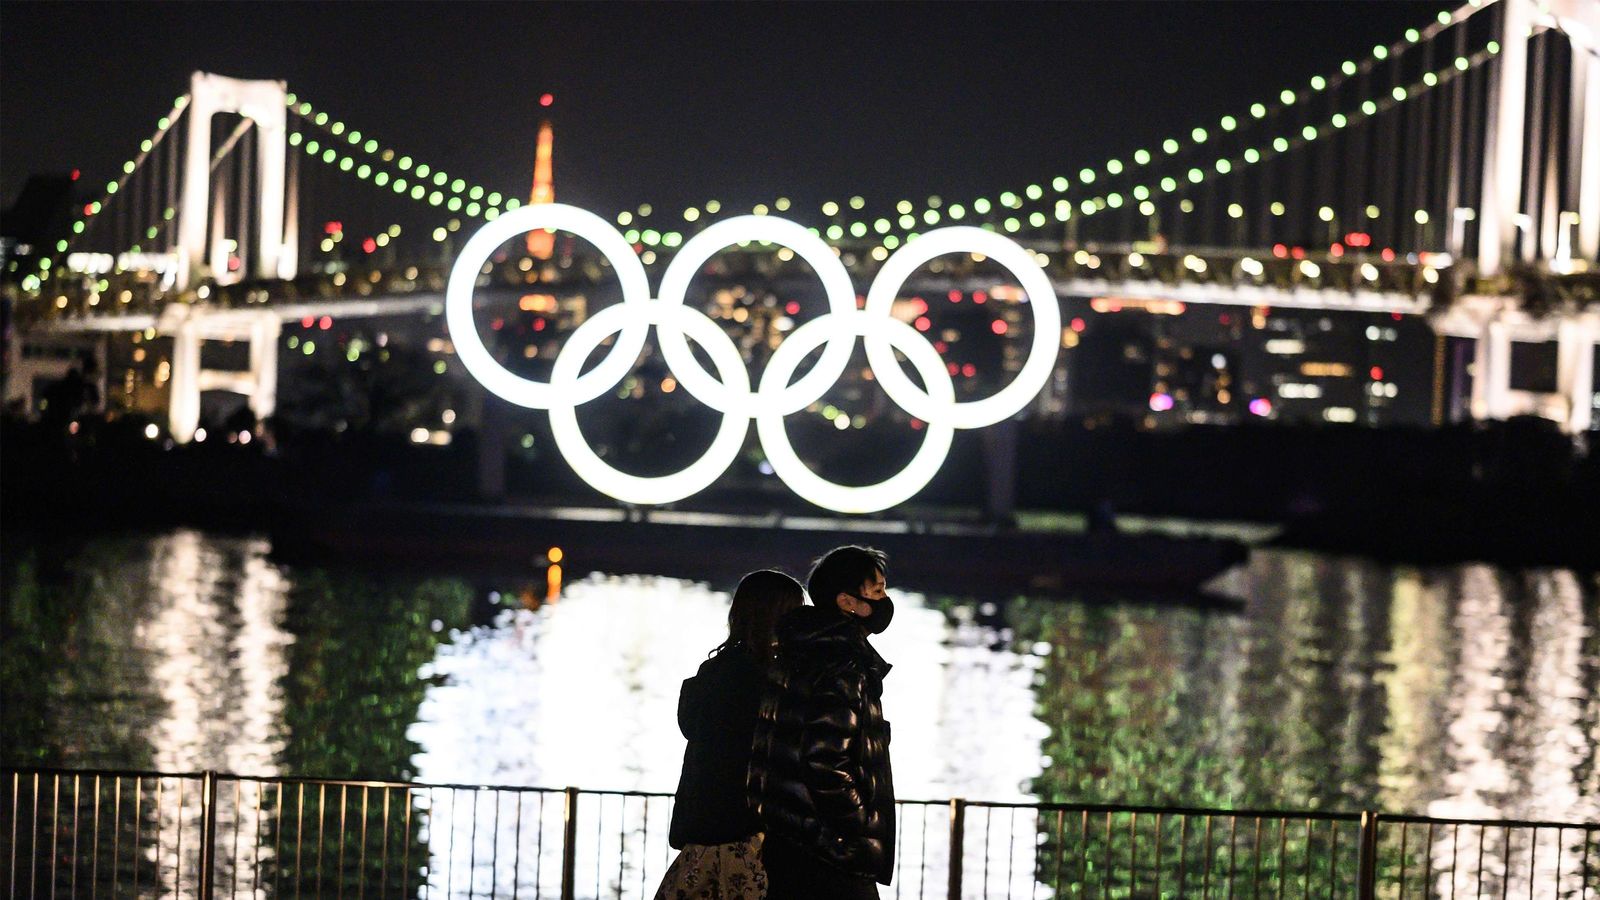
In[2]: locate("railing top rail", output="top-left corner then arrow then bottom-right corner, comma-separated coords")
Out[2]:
5,765 -> 1593,830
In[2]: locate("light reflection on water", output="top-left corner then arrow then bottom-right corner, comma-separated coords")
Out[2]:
3,527 -> 1596,828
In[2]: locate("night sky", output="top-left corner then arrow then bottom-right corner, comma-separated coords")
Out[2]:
3,1 -> 1443,222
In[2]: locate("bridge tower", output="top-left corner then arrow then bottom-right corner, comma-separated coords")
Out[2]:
177,72 -> 298,291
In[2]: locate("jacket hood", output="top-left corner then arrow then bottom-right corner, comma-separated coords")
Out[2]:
775,606 -> 890,677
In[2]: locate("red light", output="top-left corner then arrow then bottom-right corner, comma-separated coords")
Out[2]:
1291,247 -> 1306,260
1391,312 -> 1403,321
227,257 -> 241,271
933,341 -> 948,353
70,169 -> 80,181
1272,243 -> 1288,258
911,299 -> 929,315
362,238 -> 377,254
1381,248 -> 1396,261
491,317 -> 505,331
324,221 -> 342,235
914,316 -> 932,332
1219,314 -> 1232,326
1069,317 -> 1086,333
948,290 -> 962,303
961,363 -> 977,378
539,93 -> 554,107
910,419 -> 924,431
991,320 -> 1009,335
1370,366 -> 1384,380
1329,243 -> 1344,258
784,301 -> 800,315
319,316 -> 333,330
83,204 -> 95,216
534,318 -> 547,331
972,290 -> 988,304
947,362 -> 960,375
300,316 -> 315,328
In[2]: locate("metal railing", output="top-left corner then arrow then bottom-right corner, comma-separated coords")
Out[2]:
3,768 -> 1594,898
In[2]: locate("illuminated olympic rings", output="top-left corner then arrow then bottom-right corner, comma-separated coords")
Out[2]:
445,203 -> 1060,513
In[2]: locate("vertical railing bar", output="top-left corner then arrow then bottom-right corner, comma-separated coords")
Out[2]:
1177,813 -> 1189,898
536,791 -> 546,900
982,806 -> 992,897
253,780 -> 265,900
468,788 -> 480,900
133,776 -> 143,894
1479,824 -> 1489,900
424,788 -> 434,900
174,778 -> 184,900
893,802 -> 904,899
1080,810 -> 1090,899
1581,826 -> 1592,900
566,784 -> 585,896
639,796 -> 650,900
445,788 -> 457,900
294,783 -> 306,900
1551,827 -> 1560,898
1226,814 -> 1238,900
71,775 -> 81,900
92,774 -> 102,900
919,802 -> 930,900
1449,823 -> 1458,900
1052,809 -> 1064,900
1356,812 -> 1378,900
1525,827 -> 1535,900
112,776 -> 122,899
594,794 -> 603,898
29,772 -> 39,900
112,775 -> 120,890
199,771 -> 219,900
948,799 -> 966,900
153,778 -> 164,899
1004,807 -> 1017,896
1202,814 -> 1214,899
315,783 -> 326,898
358,786 -> 370,900
273,783 -> 285,900
616,795 -> 625,900
493,791 -> 504,900
380,787 -> 391,899
1399,820 -> 1410,900
50,774 -> 61,900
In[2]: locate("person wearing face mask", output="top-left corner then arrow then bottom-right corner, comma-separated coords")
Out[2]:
748,546 -> 896,900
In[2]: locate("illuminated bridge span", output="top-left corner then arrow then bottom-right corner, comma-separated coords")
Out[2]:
8,0 -> 1600,435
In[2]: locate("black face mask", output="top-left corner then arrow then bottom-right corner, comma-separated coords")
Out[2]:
849,593 -> 895,634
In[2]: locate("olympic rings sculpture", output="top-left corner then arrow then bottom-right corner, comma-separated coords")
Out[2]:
445,203 -> 1060,514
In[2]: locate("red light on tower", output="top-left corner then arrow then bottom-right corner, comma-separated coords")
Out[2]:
70,169 -> 81,181
991,319 -> 1009,335
539,93 -> 554,108
1370,366 -> 1384,380
362,237 -> 377,254
325,221 -> 342,235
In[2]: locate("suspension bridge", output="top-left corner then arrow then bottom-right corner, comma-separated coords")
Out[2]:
6,0 -> 1599,439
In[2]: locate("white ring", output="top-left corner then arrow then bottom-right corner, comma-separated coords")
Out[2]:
756,314 -> 955,514
445,204 -> 651,408
655,216 -> 858,418
863,226 -> 1060,429
548,303 -> 751,505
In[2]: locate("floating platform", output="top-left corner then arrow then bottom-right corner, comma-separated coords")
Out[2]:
272,502 -> 1250,601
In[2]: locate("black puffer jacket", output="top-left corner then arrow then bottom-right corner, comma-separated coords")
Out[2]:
668,645 -> 766,849
748,606 -> 895,885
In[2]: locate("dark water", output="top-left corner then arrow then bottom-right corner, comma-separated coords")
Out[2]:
3,528 -> 1596,824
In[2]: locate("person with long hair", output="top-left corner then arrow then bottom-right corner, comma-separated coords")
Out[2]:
655,569 -> 805,900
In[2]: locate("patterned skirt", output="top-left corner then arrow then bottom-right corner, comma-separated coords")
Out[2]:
653,834 -> 767,900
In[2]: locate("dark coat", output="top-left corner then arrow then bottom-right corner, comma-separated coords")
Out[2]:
668,644 -> 767,849
748,606 -> 895,885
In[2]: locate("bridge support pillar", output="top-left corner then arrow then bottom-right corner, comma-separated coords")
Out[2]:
1466,312 -> 1597,434
178,72 -> 294,292
169,320 -> 202,443
1477,0 -> 1532,277
248,317 -> 281,422
1556,320 -> 1596,433
1470,321 -> 1513,423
